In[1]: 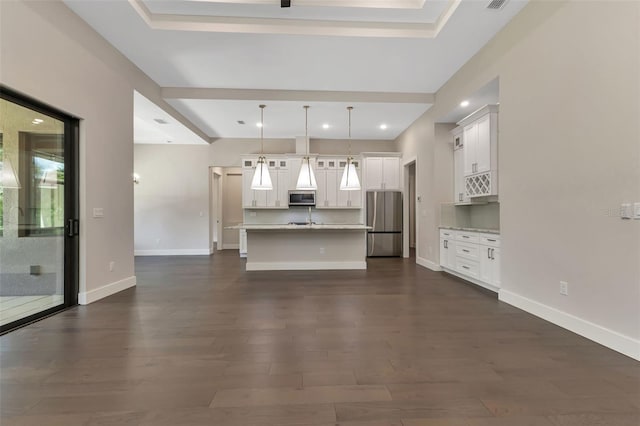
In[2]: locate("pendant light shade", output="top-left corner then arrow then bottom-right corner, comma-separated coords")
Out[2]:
296,156 -> 317,190
340,158 -> 360,191
296,105 -> 317,190
340,106 -> 361,191
251,156 -> 273,190
251,105 -> 273,191
1,158 -> 22,189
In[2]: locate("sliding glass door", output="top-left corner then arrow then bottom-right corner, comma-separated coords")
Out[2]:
0,88 -> 78,333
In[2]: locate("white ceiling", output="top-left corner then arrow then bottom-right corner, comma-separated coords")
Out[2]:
64,0 -> 527,143
134,91 -> 208,144
437,77 -> 500,124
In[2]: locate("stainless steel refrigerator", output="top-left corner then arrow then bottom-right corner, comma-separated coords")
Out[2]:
366,191 -> 402,257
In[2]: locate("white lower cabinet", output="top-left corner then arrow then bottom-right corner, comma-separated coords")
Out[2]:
239,229 -> 247,258
439,230 -> 457,270
439,229 -> 500,291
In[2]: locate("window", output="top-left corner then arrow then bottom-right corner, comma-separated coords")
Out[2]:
18,133 -> 65,237
0,135 -> 4,236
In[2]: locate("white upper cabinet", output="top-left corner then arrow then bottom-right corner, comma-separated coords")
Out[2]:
241,156 -> 289,209
451,127 -> 470,205
317,157 -> 361,209
457,105 -> 499,198
242,155 -> 362,210
364,155 -> 401,191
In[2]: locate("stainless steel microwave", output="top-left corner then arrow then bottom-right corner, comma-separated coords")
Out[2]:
288,191 -> 316,206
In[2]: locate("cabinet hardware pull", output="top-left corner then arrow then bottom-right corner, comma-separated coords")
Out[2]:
491,248 -> 495,260
488,248 -> 491,259
462,265 -> 470,270
463,236 -> 469,239
487,239 -> 496,242
463,249 -> 470,253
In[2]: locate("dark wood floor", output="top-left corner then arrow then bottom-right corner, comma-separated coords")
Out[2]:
1,252 -> 638,426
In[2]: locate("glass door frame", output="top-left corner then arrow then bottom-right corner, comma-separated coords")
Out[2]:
0,86 -> 79,334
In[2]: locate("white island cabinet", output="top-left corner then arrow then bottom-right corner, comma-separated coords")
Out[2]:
228,224 -> 371,271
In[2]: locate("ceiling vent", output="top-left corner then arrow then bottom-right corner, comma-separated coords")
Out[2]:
153,118 -> 168,124
486,0 -> 508,10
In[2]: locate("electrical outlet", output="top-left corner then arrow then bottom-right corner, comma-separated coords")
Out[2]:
109,261 -> 115,272
559,281 -> 568,296
319,247 -> 325,254
621,203 -> 632,219
249,211 -> 257,217
155,238 -> 161,245
634,202 -> 640,219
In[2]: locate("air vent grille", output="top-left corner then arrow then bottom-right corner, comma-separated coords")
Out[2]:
487,0 -> 507,10
153,118 -> 168,124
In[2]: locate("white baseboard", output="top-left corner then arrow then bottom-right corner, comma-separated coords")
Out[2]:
499,289 -> 640,361
222,244 -> 239,250
442,267 -> 499,293
246,261 -> 367,271
78,275 -> 136,305
416,256 -> 442,271
134,249 -> 211,256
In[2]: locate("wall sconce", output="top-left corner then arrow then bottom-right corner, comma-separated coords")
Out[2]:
133,173 -> 140,184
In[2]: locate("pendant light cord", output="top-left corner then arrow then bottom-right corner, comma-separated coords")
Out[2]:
347,106 -> 353,158
304,105 -> 309,155
260,104 -> 265,154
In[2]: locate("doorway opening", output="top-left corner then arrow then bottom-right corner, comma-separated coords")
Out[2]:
403,159 -> 417,259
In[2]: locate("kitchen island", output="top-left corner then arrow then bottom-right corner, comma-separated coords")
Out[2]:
230,224 -> 371,271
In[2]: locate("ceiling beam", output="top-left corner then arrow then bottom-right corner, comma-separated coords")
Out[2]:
161,88 -> 435,104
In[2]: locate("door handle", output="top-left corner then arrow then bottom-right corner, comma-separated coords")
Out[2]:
67,219 -> 79,237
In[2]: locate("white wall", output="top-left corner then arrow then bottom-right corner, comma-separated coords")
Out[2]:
397,1 -> 640,358
133,144 -> 211,255
0,0 -> 206,303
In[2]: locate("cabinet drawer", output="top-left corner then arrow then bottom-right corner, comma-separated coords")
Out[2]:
456,242 -> 479,260
479,234 -> 500,247
440,229 -> 456,239
456,258 -> 479,279
456,233 -> 479,244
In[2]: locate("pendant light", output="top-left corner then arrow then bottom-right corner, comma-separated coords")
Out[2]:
296,105 -> 317,190
1,158 -> 21,189
251,104 -> 273,190
340,106 -> 361,191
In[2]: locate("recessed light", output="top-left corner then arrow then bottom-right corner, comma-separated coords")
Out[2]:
256,122 -> 263,128
322,124 -> 330,129
32,118 -> 44,124
460,100 -> 470,107
379,124 -> 388,130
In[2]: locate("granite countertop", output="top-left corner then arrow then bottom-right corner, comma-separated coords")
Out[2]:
227,224 -> 372,230
439,226 -> 500,235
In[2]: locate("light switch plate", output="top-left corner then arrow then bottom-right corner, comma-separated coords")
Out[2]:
620,203 -> 632,219
93,207 -> 104,218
